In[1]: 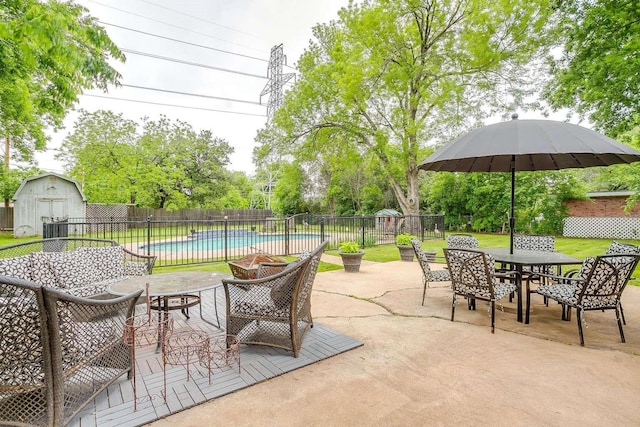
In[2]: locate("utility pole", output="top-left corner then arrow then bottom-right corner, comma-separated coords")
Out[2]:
4,135 -> 9,208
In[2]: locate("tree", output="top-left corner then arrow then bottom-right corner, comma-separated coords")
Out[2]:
255,0 -> 556,218
0,0 -> 123,160
59,110 -> 238,209
544,0 -> 640,138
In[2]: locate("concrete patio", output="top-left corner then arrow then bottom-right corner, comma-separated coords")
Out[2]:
148,255 -> 640,426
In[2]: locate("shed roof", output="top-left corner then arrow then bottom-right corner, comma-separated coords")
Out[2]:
586,191 -> 634,198
12,172 -> 87,201
375,208 -> 402,217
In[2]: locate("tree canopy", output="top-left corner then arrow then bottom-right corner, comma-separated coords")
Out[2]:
255,0 -> 557,216
0,0 -> 123,160
59,110 -> 242,209
544,0 -> 640,138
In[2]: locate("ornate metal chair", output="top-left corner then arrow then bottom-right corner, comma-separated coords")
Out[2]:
514,234 -> 556,309
411,239 -> 450,305
534,254 -> 640,345
443,248 -> 518,333
445,234 -> 478,249
222,241 -> 327,357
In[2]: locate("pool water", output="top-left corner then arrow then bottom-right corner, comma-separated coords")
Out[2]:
140,231 -> 321,252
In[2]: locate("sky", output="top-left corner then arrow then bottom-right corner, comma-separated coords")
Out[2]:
36,0 -> 351,175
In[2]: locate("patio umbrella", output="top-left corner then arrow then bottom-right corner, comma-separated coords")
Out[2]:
418,114 -> 640,253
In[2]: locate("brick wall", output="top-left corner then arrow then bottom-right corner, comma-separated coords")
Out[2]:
565,196 -> 640,218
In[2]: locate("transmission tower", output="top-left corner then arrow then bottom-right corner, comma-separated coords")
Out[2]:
249,172 -> 278,210
260,44 -> 296,120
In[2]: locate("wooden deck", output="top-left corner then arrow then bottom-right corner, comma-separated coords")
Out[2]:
69,288 -> 363,427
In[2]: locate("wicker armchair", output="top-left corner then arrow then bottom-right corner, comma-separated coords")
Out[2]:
222,241 -> 327,357
411,239 -> 450,305
533,254 -> 639,345
444,248 -> 518,333
0,275 -> 141,426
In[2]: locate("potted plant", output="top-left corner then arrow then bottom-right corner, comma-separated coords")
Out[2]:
338,241 -> 365,273
396,233 -> 417,262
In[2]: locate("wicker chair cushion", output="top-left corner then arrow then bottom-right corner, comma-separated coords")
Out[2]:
124,261 -> 148,276
0,255 -> 33,281
270,263 -> 300,308
30,253 -> 60,288
235,301 -> 289,318
31,251 -> 93,289
78,246 -> 125,282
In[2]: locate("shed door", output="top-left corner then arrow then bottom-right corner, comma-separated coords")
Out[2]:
37,198 -> 67,221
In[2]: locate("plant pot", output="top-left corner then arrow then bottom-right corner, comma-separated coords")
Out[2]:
339,251 -> 365,272
397,245 -> 414,262
424,250 -> 437,263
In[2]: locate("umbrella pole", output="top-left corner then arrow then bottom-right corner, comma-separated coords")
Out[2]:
510,157 -> 515,254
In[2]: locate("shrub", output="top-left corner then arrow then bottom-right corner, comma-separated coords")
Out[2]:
339,241 -> 362,253
396,233 -> 417,246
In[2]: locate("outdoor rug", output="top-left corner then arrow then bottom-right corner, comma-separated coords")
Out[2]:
69,323 -> 363,427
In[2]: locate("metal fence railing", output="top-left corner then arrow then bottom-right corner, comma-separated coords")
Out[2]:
40,214 -> 445,268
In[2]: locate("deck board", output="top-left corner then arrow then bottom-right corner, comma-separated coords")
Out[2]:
68,286 -> 363,427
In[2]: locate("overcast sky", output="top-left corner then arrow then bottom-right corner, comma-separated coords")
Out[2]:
37,0 -> 351,175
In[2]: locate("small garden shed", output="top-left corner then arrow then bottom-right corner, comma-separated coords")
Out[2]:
375,208 -> 403,233
12,173 -> 87,237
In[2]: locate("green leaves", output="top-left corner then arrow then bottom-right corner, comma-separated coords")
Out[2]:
0,0 -> 123,157
256,0 -> 556,216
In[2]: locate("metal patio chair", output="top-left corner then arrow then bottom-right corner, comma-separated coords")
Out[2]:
534,254 -> 640,345
411,239 -> 450,305
443,248 -> 518,333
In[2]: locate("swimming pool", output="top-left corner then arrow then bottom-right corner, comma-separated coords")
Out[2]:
139,231 -> 322,252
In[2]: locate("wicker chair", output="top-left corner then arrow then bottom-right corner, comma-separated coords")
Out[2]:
443,248 -> 518,333
534,254 -> 640,345
0,275 -> 141,426
411,239 -> 450,305
445,234 -> 478,249
222,241 -> 327,357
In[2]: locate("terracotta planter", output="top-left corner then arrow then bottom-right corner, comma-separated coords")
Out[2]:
339,252 -> 365,272
397,245 -> 414,262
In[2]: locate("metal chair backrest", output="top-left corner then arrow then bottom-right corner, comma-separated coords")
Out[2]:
606,241 -> 640,255
575,254 -> 640,308
445,234 -> 478,249
444,248 -> 496,299
411,239 -> 432,274
513,234 -> 555,252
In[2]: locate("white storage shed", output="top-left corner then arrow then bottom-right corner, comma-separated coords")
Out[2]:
12,173 -> 87,237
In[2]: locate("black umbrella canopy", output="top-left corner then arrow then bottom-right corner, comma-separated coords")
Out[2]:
418,115 -> 640,253
419,116 -> 640,173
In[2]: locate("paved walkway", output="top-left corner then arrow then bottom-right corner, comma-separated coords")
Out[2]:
148,256 -> 640,426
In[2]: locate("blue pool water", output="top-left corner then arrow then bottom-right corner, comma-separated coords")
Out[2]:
140,231 -> 321,252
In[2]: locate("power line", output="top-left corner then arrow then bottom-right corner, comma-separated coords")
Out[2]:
120,84 -> 263,105
81,94 -> 267,117
137,0 -> 262,40
87,0 -> 264,53
101,21 -> 269,63
121,48 -> 268,79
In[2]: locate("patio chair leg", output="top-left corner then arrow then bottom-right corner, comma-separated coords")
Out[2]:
490,301 -> 495,334
619,302 -> 626,325
616,307 -> 626,343
577,308 -> 585,346
451,295 -> 456,322
422,280 -> 428,306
